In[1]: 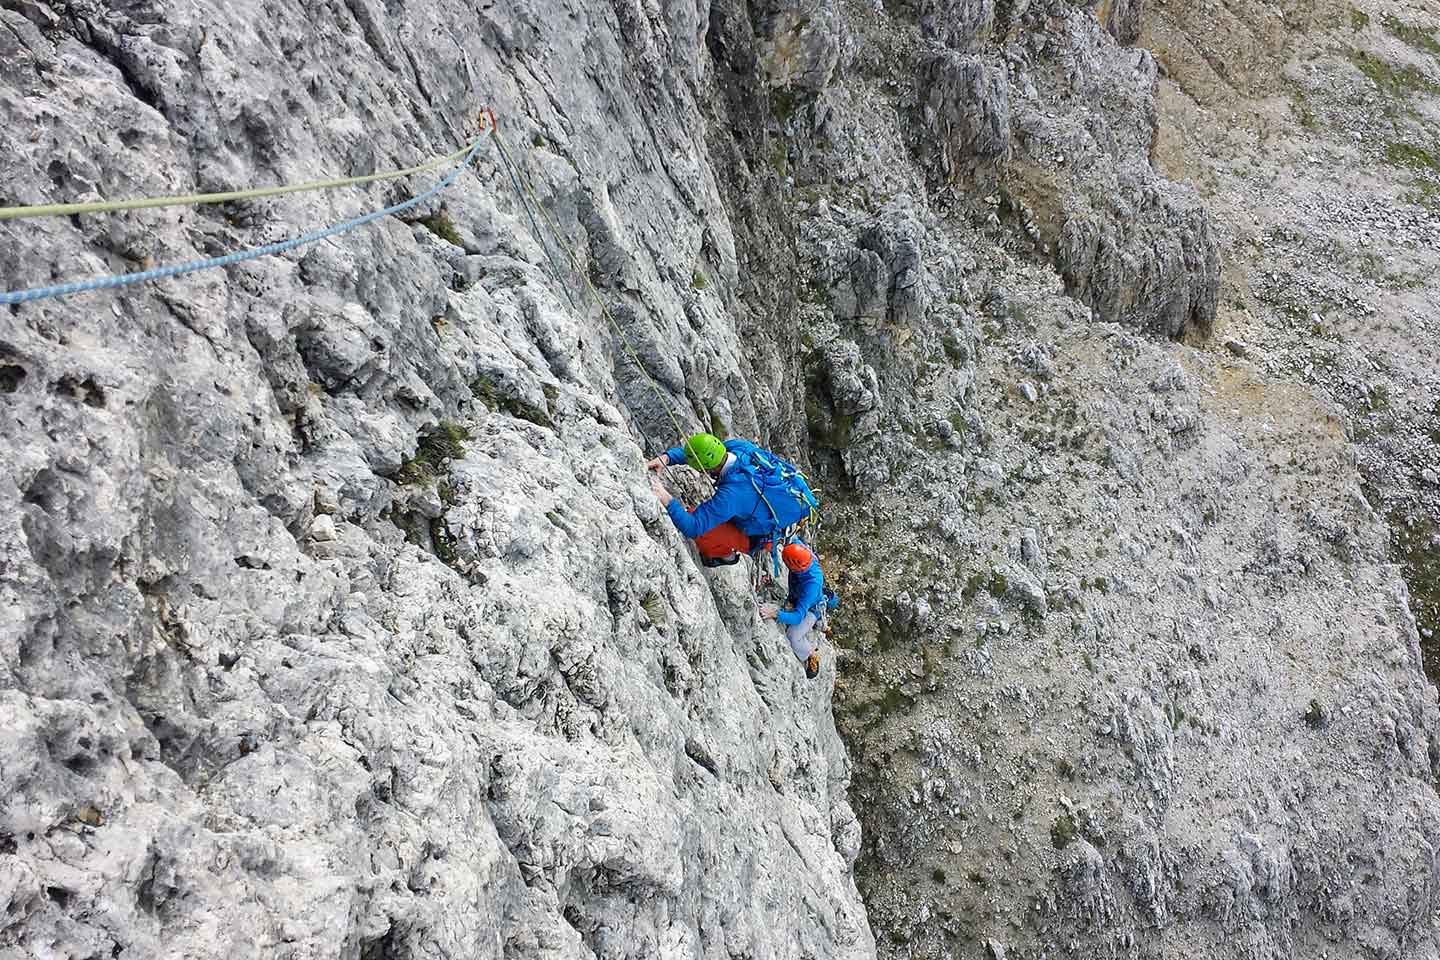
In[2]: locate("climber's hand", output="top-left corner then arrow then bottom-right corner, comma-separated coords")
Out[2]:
759,603 -> 778,620
645,455 -> 668,472
649,474 -> 674,507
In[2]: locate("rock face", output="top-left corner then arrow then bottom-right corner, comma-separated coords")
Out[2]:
1144,0 -> 1440,682
830,291 -> 1440,957
4,0 -> 1439,959
918,50 -> 1012,183
769,1 -> 1440,959
0,0 -> 870,956
1003,11 -> 1220,339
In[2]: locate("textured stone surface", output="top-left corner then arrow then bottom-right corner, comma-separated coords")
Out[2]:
827,275 -> 1440,959
4,0 -> 1439,957
754,0 -> 849,91
918,50 -> 1012,183
0,0 -> 871,956
1003,9 -> 1221,339
771,0 -> 1440,958
906,0 -> 995,51
1143,0 -> 1440,684
1095,0 -> 1144,45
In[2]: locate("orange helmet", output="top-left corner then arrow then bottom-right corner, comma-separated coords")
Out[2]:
781,543 -> 814,572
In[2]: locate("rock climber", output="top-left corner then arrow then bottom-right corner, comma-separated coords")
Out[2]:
759,542 -> 827,680
646,432 -> 812,568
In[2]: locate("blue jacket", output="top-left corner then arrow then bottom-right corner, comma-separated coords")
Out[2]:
663,439 -> 772,538
778,555 -> 825,625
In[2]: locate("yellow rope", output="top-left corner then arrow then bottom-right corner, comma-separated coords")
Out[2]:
490,125 -> 698,454
0,138 -> 486,222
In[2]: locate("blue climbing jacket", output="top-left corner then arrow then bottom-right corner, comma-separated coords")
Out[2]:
778,554 -> 825,626
663,439 -> 816,539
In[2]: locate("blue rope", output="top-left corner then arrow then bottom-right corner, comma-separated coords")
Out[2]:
1,133 -> 492,307
491,126 -> 576,310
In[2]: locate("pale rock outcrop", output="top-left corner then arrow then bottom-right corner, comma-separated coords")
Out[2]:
0,0 -> 873,957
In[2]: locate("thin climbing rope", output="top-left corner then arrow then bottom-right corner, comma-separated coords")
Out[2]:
490,130 -> 576,312
489,122 -> 698,454
0,137 -> 487,222
0,104 -> 713,487
0,129 -> 493,306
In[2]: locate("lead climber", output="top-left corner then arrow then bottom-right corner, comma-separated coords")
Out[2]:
759,541 -> 833,680
646,432 -> 818,568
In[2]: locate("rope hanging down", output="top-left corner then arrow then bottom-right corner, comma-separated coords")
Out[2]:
489,122 -> 695,449
490,129 -> 576,312
0,125 -> 493,306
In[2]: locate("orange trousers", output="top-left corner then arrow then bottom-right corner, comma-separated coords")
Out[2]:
695,522 -> 751,560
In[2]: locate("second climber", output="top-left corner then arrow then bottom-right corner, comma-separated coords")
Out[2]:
759,541 -> 831,679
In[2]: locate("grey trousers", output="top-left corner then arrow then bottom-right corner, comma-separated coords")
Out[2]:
785,613 -> 818,660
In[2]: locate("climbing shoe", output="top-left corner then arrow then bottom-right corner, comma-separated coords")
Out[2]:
805,651 -> 820,679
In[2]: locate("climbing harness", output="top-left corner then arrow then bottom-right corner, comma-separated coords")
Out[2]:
817,585 -> 839,634
0,119 -> 496,306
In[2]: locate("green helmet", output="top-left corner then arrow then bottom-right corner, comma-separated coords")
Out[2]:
682,433 -> 727,471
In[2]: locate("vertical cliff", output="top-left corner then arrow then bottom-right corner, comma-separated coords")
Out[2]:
3,0 -> 1438,958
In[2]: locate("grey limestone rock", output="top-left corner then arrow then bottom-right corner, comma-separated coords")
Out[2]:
1006,9 -> 1220,339
856,203 -> 929,329
998,562 -> 1047,617
926,0 -> 995,51
1095,0 -> 1144,45
918,50 -> 1012,182
807,338 -> 889,488
755,0 -> 849,92
0,0 -> 873,957
6,0 -> 1440,959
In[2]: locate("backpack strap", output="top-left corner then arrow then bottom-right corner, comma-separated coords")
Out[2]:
743,468 -> 784,531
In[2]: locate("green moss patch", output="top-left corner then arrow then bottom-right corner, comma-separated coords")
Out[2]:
1387,507 -> 1440,684
804,366 -> 857,452
1348,50 -> 1440,96
395,421 -> 471,485
961,568 -> 1010,602
1384,142 -> 1440,171
419,210 -> 464,247
1050,813 -> 1077,849
837,682 -> 917,732
473,375 -> 555,428
1383,15 -> 1440,58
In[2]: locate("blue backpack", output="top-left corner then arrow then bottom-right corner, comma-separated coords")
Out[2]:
725,440 -> 820,536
